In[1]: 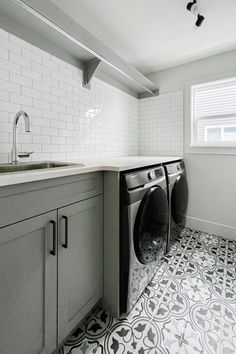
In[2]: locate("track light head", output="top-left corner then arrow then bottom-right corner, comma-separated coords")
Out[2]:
187,0 -> 197,13
195,14 -> 205,27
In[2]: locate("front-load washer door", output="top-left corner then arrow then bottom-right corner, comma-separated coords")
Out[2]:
171,173 -> 189,225
134,186 -> 169,265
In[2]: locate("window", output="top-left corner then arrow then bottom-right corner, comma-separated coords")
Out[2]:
191,77 -> 236,146
204,125 -> 236,142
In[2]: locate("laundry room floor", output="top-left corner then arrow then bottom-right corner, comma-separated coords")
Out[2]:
63,228 -> 236,354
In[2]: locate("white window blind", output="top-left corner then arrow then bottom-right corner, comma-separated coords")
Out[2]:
191,77 -> 236,146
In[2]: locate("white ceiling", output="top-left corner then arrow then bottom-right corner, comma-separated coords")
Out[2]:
51,0 -> 236,74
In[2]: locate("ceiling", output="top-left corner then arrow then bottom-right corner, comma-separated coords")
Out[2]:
51,0 -> 236,75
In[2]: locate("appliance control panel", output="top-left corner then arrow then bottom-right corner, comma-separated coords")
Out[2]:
124,166 -> 164,190
148,168 -> 163,180
165,161 -> 184,174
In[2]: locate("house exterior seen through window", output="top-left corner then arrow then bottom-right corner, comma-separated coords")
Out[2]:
191,77 -> 236,146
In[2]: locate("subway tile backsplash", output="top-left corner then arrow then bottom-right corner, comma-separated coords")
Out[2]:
138,91 -> 184,157
0,29 -> 138,162
0,28 -> 184,162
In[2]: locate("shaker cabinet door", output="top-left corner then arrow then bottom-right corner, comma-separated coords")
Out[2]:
58,196 -> 103,343
0,212 -> 57,354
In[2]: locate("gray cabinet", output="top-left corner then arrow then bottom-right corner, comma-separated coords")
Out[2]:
0,212 -> 57,354
58,195 -> 103,344
0,172 -> 104,352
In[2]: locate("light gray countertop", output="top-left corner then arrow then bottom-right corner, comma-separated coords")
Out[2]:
0,155 -> 182,187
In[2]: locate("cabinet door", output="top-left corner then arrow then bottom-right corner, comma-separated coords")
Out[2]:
58,196 -> 103,343
0,212 -> 57,354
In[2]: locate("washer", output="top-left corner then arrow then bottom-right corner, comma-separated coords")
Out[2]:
164,160 -> 189,252
120,166 -> 169,315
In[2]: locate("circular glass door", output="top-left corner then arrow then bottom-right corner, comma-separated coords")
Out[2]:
134,186 -> 169,264
171,174 -> 189,224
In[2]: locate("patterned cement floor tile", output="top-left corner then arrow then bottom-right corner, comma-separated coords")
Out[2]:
66,307 -> 115,346
64,228 -> 236,354
177,275 -> 213,303
64,336 -> 106,354
104,317 -> 156,353
135,319 -> 168,354
161,317 -> 204,354
189,299 -> 236,354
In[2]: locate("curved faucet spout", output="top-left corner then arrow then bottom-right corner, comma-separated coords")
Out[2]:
13,110 -> 31,132
12,111 -> 31,164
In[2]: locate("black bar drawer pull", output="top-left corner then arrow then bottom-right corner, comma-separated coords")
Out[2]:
62,215 -> 69,249
50,220 -> 56,256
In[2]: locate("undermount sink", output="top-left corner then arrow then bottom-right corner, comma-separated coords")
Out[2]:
0,161 -> 84,174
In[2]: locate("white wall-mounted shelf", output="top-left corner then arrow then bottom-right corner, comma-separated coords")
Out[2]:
0,0 -> 159,98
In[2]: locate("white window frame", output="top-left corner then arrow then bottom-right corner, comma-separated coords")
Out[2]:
185,72 -> 236,155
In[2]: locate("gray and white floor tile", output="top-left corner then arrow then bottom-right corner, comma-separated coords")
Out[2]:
64,228 -> 236,354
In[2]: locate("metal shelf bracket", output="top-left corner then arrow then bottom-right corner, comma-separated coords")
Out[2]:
83,58 -> 101,89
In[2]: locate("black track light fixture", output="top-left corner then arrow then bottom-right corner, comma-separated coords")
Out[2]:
186,0 -> 197,13
195,14 -> 205,27
186,0 -> 205,27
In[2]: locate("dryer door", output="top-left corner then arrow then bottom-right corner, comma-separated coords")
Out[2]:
134,186 -> 169,265
171,173 -> 189,224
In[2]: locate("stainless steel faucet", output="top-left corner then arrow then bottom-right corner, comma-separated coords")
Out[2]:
11,111 -> 31,164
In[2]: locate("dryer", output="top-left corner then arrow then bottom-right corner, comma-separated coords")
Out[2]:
164,160 -> 189,252
120,166 -> 169,314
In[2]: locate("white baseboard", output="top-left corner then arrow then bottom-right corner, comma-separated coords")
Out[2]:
186,216 -> 236,240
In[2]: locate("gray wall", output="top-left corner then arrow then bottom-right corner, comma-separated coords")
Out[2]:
148,49 -> 236,239
147,49 -> 236,94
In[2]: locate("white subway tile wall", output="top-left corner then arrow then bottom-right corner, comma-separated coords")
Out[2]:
138,91 -> 184,156
0,29 -> 138,163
